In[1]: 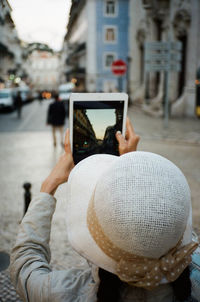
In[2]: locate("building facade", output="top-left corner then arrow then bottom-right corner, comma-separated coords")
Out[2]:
24,43 -> 60,92
96,0 -> 129,92
0,0 -> 23,86
64,0 -> 129,92
63,0 -> 200,117
129,0 -> 200,117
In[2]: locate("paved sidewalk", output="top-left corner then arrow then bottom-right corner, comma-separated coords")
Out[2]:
129,104 -> 200,145
0,105 -> 199,300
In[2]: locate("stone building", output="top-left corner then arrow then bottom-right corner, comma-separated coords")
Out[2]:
129,0 -> 200,117
74,109 -> 97,145
24,43 -> 60,92
0,0 -> 23,85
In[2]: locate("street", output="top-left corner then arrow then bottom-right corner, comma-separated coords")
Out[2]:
0,102 -> 200,300
0,99 -> 55,132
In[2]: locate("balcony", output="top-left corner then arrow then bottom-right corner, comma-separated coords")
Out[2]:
66,67 -> 86,78
66,42 -> 86,65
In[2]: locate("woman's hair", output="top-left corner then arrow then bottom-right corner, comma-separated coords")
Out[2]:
97,267 -> 191,302
97,268 -> 122,302
172,266 -> 191,301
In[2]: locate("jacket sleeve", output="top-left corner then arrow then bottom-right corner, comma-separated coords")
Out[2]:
10,193 -> 97,302
10,192 -> 56,301
191,245 -> 200,302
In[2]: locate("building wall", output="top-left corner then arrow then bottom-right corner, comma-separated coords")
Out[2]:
96,0 -> 129,92
27,50 -> 60,91
128,0 -> 146,100
67,6 -> 88,44
183,0 -> 200,116
129,0 -> 200,117
86,0 -> 97,92
0,0 -> 23,84
65,3 -> 87,90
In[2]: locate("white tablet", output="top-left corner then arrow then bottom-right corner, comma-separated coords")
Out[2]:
69,93 -> 128,164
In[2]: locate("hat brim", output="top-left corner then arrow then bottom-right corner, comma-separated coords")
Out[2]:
66,154 -> 118,274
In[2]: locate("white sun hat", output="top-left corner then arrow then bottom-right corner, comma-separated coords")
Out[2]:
66,151 -> 197,289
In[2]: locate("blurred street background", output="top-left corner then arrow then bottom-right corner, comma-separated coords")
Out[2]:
0,0 -> 200,300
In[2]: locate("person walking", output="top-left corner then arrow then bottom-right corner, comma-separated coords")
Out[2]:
10,118 -> 200,302
47,93 -> 66,147
14,91 -> 23,119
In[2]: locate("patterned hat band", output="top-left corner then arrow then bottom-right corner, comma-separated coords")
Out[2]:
87,195 -> 198,290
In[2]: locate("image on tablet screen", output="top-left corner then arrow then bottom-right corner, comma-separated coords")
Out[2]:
73,101 -> 124,164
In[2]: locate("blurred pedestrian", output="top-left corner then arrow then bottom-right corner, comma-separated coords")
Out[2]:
10,118 -> 200,302
14,92 -> 22,119
37,91 -> 42,104
47,92 -> 66,147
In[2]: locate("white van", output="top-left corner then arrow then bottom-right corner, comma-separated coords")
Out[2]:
58,83 -> 74,101
0,88 -> 15,110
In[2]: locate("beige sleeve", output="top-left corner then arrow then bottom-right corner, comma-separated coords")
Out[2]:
10,192 -> 56,301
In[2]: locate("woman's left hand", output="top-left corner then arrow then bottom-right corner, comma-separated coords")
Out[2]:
40,129 -> 74,195
116,117 -> 140,155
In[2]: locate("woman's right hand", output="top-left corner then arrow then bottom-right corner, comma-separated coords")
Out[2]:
116,117 -> 140,155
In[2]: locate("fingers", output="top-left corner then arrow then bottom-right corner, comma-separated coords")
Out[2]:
129,134 -> 140,151
126,117 -> 136,139
64,129 -> 72,154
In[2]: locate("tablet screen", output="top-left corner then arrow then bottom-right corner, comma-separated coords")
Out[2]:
73,101 -> 124,164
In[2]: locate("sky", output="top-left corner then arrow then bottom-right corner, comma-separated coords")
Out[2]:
8,0 -> 72,51
87,109 -> 116,139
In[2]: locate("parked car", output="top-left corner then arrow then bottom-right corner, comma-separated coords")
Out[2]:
0,88 -> 15,110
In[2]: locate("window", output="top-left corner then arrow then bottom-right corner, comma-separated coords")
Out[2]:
104,26 -> 117,43
104,53 -> 116,69
106,28 -> 115,41
105,0 -> 116,15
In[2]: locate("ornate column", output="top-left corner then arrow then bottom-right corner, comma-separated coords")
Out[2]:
184,0 -> 200,116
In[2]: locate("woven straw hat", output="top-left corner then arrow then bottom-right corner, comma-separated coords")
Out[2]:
66,152 -> 196,288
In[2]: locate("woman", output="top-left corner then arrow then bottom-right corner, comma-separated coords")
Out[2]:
47,92 -> 66,147
10,118 -> 200,302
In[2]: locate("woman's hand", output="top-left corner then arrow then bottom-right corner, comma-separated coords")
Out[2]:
116,117 -> 140,155
40,129 -> 74,195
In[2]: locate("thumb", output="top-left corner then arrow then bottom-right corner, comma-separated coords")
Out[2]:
116,131 -> 127,154
64,129 -> 72,154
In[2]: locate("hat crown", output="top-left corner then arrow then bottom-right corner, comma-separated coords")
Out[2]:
94,152 -> 190,258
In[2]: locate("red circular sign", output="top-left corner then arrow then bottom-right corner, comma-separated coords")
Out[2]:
111,59 -> 127,76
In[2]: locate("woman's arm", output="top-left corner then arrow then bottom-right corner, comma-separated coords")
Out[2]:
10,130 -> 75,301
10,119 -> 140,301
10,193 -> 56,301
10,192 -> 96,302
40,129 -> 74,195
